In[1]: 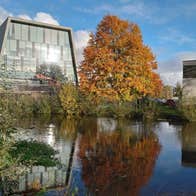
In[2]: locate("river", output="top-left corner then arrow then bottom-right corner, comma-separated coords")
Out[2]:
4,116 -> 196,195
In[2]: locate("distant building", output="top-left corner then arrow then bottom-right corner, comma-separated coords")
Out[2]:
183,60 -> 196,98
0,17 -> 78,92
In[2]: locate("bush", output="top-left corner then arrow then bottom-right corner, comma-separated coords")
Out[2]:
0,93 -> 63,118
9,140 -> 58,167
59,83 -> 80,117
32,95 -> 51,115
181,98 -> 196,121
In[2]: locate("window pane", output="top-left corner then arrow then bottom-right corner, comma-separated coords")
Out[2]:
30,26 -> 37,42
26,42 -> 32,57
8,23 -> 13,39
6,40 -> 10,52
59,31 -> 64,46
19,41 -> 25,56
64,32 -> 69,46
63,47 -> 72,61
45,28 -> 51,44
51,29 -> 57,45
21,24 -> 28,41
35,43 -> 41,59
14,23 -> 21,40
10,40 -> 16,51
40,44 -> 47,63
37,27 -> 43,43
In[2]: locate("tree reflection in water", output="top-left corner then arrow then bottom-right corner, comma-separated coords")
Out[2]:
78,127 -> 161,195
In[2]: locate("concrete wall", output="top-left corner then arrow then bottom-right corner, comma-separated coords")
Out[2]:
183,60 -> 196,99
183,78 -> 196,98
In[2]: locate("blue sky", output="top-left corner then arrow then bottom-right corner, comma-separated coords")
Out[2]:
1,0 -> 196,85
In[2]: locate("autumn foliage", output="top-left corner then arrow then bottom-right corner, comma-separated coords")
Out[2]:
79,15 -> 162,102
78,128 -> 161,195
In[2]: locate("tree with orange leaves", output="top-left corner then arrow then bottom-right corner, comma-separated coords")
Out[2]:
79,15 -> 162,102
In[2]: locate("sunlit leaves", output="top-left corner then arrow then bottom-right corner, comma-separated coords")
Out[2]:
79,15 -> 162,102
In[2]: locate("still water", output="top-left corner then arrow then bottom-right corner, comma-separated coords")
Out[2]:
9,117 -> 196,195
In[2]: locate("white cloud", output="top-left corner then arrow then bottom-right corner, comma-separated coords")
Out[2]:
0,6 -> 12,24
74,30 -> 90,64
160,72 -> 182,86
76,3 -> 145,15
18,12 -> 59,25
0,6 -> 59,26
158,52 -> 196,86
17,14 -> 32,20
159,28 -> 196,45
75,2 -> 168,24
33,12 -> 59,25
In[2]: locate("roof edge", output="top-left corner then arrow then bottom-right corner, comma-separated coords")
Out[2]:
6,16 -> 72,31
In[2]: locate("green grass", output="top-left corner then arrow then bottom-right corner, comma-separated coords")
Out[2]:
157,104 -> 186,121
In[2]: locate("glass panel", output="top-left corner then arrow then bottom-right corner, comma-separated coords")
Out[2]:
19,41 -> 25,49
10,23 -> 15,39
30,26 -> 37,42
48,45 -> 59,63
64,32 -> 69,46
26,42 -> 32,57
35,43 -> 41,59
6,40 -> 10,52
8,23 -> 13,39
21,24 -> 28,41
37,27 -> 43,43
19,41 -> 26,56
59,31 -> 64,46
10,40 -> 16,51
51,29 -> 57,45
14,23 -> 21,40
63,47 -> 72,60
45,28 -> 51,44
40,44 -> 47,63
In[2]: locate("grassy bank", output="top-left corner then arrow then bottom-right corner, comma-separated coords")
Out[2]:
0,83 -> 189,122
0,93 -> 63,118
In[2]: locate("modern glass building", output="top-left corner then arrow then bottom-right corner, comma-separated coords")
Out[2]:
0,17 -> 78,91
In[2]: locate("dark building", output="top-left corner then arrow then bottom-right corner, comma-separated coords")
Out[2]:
183,60 -> 196,98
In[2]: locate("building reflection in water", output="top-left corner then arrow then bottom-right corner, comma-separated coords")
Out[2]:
182,123 -> 196,168
4,117 -> 78,194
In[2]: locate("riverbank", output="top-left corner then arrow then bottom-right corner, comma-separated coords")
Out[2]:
0,92 -> 189,122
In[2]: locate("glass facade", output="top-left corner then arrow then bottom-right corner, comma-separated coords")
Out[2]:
3,21 -> 76,86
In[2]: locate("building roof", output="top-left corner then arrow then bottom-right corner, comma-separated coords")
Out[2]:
183,60 -> 196,66
5,16 -> 72,32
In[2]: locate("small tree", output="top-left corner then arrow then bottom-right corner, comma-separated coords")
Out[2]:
59,83 -> 80,117
160,85 -> 173,99
174,82 -> 182,100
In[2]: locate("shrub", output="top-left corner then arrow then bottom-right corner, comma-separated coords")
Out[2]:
32,95 -> 51,115
181,98 -> 196,121
9,140 -> 58,167
59,83 -> 80,117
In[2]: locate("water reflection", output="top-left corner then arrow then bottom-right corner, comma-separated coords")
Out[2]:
182,123 -> 196,168
4,117 -> 161,195
78,119 -> 160,196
